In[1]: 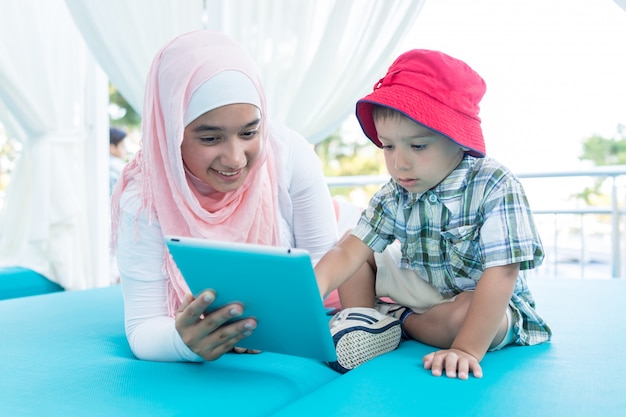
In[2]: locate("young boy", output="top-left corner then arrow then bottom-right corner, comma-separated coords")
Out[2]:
315,49 -> 552,379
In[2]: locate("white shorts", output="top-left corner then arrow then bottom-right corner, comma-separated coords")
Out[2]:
374,242 -> 454,314
489,306 -> 515,351
375,242 -> 515,349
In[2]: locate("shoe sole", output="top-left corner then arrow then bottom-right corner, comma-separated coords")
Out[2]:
330,321 -> 402,373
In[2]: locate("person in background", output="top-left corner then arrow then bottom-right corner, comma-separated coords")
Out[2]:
109,127 -> 128,195
315,49 -> 552,378
110,30 -> 338,362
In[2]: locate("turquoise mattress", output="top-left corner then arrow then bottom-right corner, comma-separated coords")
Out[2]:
0,278 -> 624,416
0,266 -> 63,300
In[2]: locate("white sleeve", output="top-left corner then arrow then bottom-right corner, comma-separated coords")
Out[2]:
115,190 -> 203,362
277,123 -> 338,265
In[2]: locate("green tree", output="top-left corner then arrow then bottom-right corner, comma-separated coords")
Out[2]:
577,127 -> 626,203
314,128 -> 385,201
109,84 -> 141,129
580,132 -> 626,165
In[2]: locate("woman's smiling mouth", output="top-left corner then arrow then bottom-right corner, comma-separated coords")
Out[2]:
217,169 -> 240,177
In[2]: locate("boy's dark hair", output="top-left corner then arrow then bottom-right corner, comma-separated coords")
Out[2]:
372,105 -> 405,122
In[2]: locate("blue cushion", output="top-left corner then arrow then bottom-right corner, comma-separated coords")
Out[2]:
271,278 -> 626,417
0,266 -> 63,300
1,278 -> 624,416
0,286 -> 339,416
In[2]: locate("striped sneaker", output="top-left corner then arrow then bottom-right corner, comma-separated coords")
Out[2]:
328,307 -> 402,373
375,300 -> 415,340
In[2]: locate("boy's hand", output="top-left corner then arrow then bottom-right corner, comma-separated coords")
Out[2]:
422,348 -> 482,380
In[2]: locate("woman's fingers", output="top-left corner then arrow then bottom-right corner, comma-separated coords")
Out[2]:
175,291 -> 257,361
197,318 -> 257,360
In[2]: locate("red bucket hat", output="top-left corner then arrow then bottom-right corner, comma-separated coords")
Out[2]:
356,49 -> 486,157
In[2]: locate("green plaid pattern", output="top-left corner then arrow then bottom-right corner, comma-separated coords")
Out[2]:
352,155 -> 552,345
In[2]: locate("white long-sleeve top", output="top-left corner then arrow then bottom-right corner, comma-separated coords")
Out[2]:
115,121 -> 338,362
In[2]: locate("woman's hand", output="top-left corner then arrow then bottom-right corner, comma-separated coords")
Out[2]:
175,290 -> 257,361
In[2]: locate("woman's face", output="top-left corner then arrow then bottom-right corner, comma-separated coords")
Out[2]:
181,103 -> 263,193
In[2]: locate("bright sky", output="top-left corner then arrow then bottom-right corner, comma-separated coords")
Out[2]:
396,0 -> 626,173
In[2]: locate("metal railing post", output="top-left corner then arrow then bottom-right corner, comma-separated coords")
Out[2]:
611,176 -> 620,278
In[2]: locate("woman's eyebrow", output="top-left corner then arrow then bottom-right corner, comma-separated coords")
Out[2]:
191,124 -> 221,132
243,118 -> 261,128
191,118 -> 261,133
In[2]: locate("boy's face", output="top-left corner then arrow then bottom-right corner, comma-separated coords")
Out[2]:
374,114 -> 466,194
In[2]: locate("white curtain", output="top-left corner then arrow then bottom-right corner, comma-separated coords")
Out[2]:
0,0 -> 110,290
615,0 -> 626,12
65,0 -> 425,144
63,0 -> 205,116
0,0 -> 423,291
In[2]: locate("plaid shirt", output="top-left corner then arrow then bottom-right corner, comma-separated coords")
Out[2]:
352,155 -> 552,345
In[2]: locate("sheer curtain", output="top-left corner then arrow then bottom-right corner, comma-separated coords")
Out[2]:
0,0 -> 110,289
65,0 -> 425,144
211,1 -> 425,143
64,0 -> 206,114
0,0 -> 423,291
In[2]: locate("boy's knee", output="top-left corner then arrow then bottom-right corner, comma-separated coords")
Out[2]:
338,229 -> 353,242
366,252 -> 377,271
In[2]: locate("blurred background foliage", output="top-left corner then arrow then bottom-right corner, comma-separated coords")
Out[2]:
109,84 -> 141,130
576,125 -> 626,204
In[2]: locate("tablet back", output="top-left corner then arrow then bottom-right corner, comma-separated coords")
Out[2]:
165,236 -> 337,362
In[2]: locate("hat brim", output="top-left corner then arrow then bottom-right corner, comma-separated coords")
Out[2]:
356,85 -> 486,157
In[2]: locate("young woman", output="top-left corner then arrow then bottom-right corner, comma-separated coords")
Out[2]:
111,30 -> 337,362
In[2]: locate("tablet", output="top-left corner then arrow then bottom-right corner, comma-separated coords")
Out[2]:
165,235 -> 337,362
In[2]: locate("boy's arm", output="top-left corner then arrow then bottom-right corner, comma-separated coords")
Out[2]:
424,263 -> 518,379
452,263 -> 518,357
315,234 -> 374,298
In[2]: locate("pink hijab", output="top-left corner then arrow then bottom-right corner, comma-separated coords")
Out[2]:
111,31 -> 280,314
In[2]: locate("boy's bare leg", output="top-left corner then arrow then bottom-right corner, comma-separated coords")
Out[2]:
328,235 -> 402,373
330,251 -> 402,374
337,255 -> 377,309
334,230 -> 377,309
402,292 -> 509,349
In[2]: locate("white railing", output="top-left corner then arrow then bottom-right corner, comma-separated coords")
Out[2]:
326,165 -> 626,279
